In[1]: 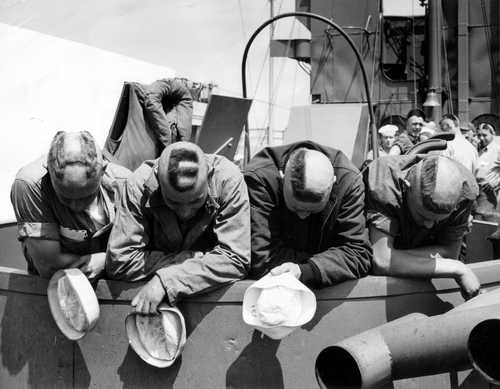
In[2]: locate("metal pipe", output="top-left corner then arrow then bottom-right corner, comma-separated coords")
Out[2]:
316,299 -> 500,388
467,318 -> 500,385
241,12 -> 378,164
423,0 -> 443,122
315,313 -> 427,389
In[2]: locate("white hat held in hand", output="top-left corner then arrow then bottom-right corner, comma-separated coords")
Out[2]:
242,273 -> 317,340
47,268 -> 100,340
126,304 -> 187,368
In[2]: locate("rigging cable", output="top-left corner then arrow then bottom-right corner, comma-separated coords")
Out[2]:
369,2 -> 381,104
259,4 -> 295,145
241,12 -> 378,163
441,15 -> 453,115
481,0 -> 498,100
250,0 -> 285,147
237,0 -> 248,78
367,1 -> 381,153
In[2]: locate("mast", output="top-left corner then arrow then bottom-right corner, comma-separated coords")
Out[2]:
268,0 -> 274,146
423,0 -> 442,122
457,0 -> 469,122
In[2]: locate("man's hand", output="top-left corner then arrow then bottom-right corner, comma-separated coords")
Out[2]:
455,263 -> 482,300
132,275 -> 167,314
270,262 -> 301,279
78,253 -> 106,281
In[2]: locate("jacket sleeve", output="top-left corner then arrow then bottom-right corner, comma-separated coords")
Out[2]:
105,179 -> 180,281
245,172 -> 310,278
142,78 -> 193,145
308,174 -> 372,285
155,170 -> 251,305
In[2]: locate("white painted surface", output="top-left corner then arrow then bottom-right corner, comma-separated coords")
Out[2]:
0,23 -> 175,221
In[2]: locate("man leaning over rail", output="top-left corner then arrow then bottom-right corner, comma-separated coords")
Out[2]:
365,154 -> 481,299
244,141 -> 372,287
10,131 -> 131,279
105,142 -> 250,313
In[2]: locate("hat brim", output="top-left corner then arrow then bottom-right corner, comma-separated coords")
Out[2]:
47,268 -> 100,340
125,304 -> 186,368
242,273 -> 317,339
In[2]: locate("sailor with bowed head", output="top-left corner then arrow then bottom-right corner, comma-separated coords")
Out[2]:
10,131 -> 130,279
106,141 -> 250,313
365,154 -> 481,299
244,141 -> 372,287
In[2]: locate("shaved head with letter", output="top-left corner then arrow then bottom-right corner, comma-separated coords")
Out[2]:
158,142 -> 209,221
283,148 -> 335,219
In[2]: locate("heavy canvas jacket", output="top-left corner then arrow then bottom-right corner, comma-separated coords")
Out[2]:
244,141 -> 372,287
106,154 -> 250,304
11,156 -> 130,274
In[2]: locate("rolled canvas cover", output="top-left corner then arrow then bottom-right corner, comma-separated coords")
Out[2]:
103,80 -> 193,171
104,83 -> 159,171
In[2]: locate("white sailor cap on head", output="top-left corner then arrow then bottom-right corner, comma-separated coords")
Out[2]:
378,124 -> 398,137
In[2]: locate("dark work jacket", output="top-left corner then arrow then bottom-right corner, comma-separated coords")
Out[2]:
104,78 -> 193,171
244,141 -> 372,287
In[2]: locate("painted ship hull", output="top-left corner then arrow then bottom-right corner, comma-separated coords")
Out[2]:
0,221 -> 499,389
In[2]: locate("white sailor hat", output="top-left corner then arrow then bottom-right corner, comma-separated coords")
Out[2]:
47,268 -> 100,340
378,124 -> 398,137
126,304 -> 187,368
242,273 -> 317,340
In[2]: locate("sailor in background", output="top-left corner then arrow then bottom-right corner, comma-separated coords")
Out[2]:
365,154 -> 481,300
389,108 -> 426,155
244,141 -> 372,287
106,142 -> 250,313
366,124 -> 397,160
439,113 -> 478,175
10,131 -> 131,279
476,123 -> 500,183
460,121 -> 479,148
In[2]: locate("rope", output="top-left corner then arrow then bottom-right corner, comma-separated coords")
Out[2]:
367,1 -> 381,152
441,18 -> 453,114
369,2 -> 381,102
481,0 -> 497,94
259,5 -> 295,139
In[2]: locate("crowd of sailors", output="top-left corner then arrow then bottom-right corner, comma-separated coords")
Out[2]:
369,108 -> 500,224
9,83 -> 494,315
